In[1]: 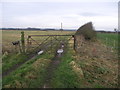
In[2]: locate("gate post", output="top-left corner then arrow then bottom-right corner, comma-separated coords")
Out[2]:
18,41 -> 22,53
21,31 -> 25,53
73,35 -> 76,51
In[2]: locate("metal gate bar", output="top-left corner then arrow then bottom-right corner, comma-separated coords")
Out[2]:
29,35 -> 74,37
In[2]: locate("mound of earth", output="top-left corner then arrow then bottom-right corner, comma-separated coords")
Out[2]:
73,40 -> 118,88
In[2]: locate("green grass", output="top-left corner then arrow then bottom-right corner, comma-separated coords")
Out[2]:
97,33 -> 118,49
3,52 -> 54,88
2,53 -> 28,72
51,47 -> 81,88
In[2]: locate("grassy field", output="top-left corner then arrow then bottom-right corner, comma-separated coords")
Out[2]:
97,33 -> 118,49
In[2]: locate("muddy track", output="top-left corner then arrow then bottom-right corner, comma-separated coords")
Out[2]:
42,42 -> 67,88
43,56 -> 61,88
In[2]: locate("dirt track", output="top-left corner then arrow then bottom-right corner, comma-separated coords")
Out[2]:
42,43 -> 66,88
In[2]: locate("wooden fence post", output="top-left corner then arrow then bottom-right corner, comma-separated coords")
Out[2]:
73,35 -> 76,51
114,40 -> 116,48
21,31 -> 25,53
18,41 -> 22,53
27,36 -> 31,52
106,38 -> 108,48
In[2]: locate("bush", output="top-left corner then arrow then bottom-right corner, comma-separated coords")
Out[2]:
75,22 -> 96,40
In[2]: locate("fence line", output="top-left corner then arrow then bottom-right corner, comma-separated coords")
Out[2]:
105,37 -> 118,49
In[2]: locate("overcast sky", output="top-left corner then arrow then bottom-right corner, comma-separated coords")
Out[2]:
0,0 -> 119,31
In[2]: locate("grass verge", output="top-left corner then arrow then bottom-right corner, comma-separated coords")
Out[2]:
3,52 -> 54,88
2,53 -> 28,72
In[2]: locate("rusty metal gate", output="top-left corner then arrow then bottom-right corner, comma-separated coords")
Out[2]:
26,34 -> 75,54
